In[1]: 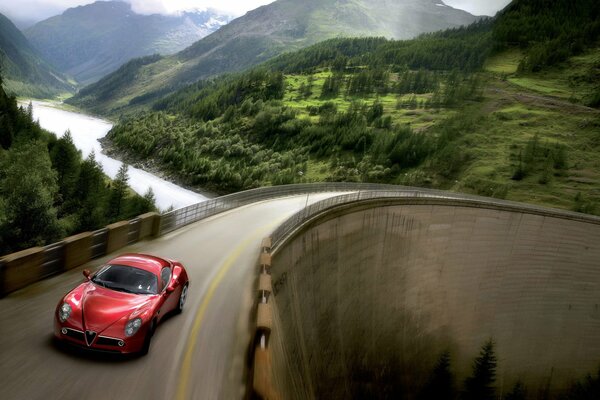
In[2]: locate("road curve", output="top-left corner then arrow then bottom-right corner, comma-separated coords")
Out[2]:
0,193 -> 339,400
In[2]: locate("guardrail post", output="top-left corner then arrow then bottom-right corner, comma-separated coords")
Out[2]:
127,218 -> 141,245
152,214 -> 163,237
260,253 -> 272,275
2,247 -> 44,295
0,259 -> 5,298
136,212 -> 159,239
106,221 -> 130,254
261,238 -> 272,254
251,238 -> 279,399
90,228 -> 108,259
63,232 -> 93,270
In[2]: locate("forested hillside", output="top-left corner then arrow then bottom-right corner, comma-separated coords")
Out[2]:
0,74 -> 155,256
108,22 -> 489,191
105,0 -> 600,215
0,13 -> 74,98
67,0 -> 478,115
493,0 -> 600,72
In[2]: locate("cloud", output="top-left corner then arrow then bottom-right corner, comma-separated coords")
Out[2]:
127,0 -> 169,15
0,0 -> 278,22
443,0 -> 512,16
126,0 -> 276,16
0,0 -> 512,26
0,0 -> 89,22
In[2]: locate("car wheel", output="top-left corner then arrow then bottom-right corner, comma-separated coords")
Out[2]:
176,284 -> 188,314
140,320 -> 156,356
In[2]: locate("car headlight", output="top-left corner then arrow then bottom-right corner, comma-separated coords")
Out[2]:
58,303 -> 71,322
124,318 -> 142,337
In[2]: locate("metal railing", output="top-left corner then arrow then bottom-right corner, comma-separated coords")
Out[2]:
157,183 -> 402,235
41,242 -> 65,279
127,219 -> 141,245
91,228 -> 108,260
270,188 -> 600,251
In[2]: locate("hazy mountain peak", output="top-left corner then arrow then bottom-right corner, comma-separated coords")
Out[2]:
24,0 -> 233,84
70,0 -> 478,113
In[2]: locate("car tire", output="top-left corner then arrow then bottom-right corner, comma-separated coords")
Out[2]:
139,320 -> 156,356
176,283 -> 188,314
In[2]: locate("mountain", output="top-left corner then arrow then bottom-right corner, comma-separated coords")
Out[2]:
68,0 -> 478,114
102,0 -> 600,214
25,1 -> 232,85
0,13 -> 74,98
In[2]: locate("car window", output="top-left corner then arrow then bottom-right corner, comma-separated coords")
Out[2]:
92,264 -> 158,295
160,267 -> 172,292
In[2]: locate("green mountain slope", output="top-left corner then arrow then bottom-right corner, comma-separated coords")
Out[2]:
68,0 -> 477,114
0,13 -> 74,98
25,1 -> 231,85
103,0 -> 600,214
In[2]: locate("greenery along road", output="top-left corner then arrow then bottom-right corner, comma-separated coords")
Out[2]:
0,82 -> 156,256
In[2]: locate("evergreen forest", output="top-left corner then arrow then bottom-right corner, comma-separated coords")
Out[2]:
0,76 -> 155,255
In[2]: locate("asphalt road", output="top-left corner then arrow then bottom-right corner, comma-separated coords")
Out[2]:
0,193 -> 337,400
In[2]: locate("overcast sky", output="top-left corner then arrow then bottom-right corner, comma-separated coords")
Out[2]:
0,0 -> 513,27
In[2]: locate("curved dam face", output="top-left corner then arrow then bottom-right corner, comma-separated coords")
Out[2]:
268,200 -> 600,399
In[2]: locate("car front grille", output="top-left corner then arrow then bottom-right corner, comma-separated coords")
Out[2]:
96,336 -> 123,347
63,328 -> 85,342
62,328 -> 123,347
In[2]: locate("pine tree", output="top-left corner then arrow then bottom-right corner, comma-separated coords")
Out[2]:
504,381 -> 526,400
75,151 -> 108,231
107,164 -> 130,220
418,351 -> 455,400
462,339 -> 497,400
50,130 -> 81,213
127,187 -> 157,216
0,140 -> 63,252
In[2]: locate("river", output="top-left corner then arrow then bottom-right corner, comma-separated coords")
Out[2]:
22,100 -> 208,211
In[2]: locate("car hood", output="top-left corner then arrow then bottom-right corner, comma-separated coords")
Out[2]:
80,283 -> 154,333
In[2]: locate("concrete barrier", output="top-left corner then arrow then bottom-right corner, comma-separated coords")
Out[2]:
2,247 -> 44,295
106,221 -> 130,254
260,253 -> 272,274
259,274 -> 272,292
261,238 -> 272,253
268,202 -> 600,398
138,212 -> 159,239
250,238 -> 280,400
253,349 -> 279,400
257,303 -> 273,331
0,260 -> 5,298
152,214 -> 163,237
63,232 -> 93,271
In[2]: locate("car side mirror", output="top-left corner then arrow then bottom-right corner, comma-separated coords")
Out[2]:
166,286 -> 175,294
83,269 -> 91,280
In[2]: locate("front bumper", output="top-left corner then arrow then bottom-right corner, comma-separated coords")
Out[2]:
54,318 -> 145,354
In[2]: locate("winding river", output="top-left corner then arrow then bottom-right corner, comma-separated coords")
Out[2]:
23,100 -> 207,211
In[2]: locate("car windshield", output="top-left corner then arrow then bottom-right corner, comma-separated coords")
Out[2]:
92,264 -> 158,295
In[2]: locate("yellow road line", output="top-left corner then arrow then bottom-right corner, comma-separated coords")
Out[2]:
176,220 -> 281,400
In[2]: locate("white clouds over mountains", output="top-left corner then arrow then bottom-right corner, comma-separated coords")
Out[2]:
0,0 -> 512,27
0,0 -> 275,24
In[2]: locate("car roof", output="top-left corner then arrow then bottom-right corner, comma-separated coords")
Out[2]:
107,253 -> 170,276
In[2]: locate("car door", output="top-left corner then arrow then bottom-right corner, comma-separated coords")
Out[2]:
158,266 -> 178,319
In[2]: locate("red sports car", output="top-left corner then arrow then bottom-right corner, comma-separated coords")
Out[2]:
54,253 -> 189,355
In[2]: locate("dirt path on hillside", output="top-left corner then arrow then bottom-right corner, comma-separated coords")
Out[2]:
488,80 -> 600,115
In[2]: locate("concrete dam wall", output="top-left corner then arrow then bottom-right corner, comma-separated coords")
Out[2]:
267,199 -> 600,399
